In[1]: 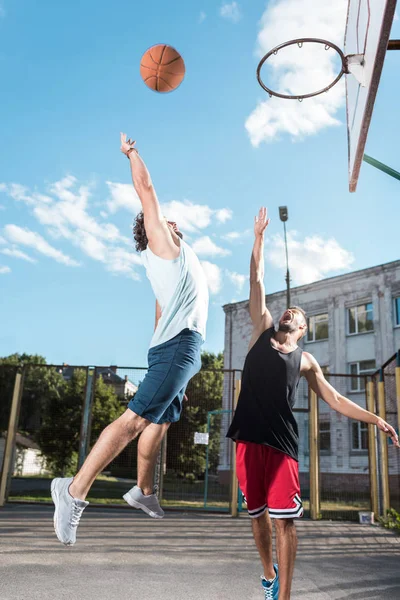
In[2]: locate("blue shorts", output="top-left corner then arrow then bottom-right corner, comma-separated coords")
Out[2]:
128,329 -> 203,424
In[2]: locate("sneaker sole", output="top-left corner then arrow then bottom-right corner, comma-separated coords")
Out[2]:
122,493 -> 164,519
51,479 -> 74,546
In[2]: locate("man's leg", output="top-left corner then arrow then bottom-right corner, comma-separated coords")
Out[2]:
273,518 -> 297,600
251,511 -> 276,581
70,409 -> 149,500
137,421 -> 170,495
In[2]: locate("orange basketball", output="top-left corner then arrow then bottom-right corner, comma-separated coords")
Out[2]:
140,44 -> 185,93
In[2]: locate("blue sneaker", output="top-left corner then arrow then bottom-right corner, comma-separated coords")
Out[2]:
261,564 -> 279,600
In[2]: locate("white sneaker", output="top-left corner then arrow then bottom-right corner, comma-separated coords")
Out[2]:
51,477 -> 89,546
123,485 -> 164,518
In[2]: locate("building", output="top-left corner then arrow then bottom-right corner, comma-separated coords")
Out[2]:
221,260 -> 400,489
60,365 -> 137,400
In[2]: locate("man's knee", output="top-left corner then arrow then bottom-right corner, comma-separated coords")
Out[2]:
119,409 -> 150,438
274,518 -> 295,532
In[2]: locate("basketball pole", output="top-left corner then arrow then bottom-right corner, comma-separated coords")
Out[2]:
363,154 -> 400,182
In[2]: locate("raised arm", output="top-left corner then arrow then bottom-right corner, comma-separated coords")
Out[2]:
120,133 -> 178,259
249,208 -> 274,337
303,353 -> 400,448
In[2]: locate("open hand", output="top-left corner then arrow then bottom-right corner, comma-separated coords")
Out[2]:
376,417 -> 400,448
254,207 -> 270,238
120,132 -> 137,156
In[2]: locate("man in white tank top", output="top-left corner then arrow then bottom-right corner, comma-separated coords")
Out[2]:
50,134 -> 209,546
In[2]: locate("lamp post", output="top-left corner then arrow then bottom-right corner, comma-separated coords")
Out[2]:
279,206 -> 291,309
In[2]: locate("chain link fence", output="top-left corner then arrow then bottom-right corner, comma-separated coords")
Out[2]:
1,357 -> 399,520
319,374 -> 371,520
382,356 -> 400,512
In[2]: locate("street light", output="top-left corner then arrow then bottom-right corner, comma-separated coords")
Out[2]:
278,206 -> 291,309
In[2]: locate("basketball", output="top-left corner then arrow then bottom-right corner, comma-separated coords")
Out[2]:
140,44 -> 185,93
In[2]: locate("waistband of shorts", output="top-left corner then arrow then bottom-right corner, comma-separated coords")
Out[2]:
149,328 -> 203,351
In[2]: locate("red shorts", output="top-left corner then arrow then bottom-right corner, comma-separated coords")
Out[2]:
236,441 -> 303,519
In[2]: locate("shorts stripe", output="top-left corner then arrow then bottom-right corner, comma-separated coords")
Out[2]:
268,494 -> 303,519
248,504 -> 268,518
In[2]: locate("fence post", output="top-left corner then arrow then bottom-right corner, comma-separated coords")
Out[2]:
78,367 -> 95,470
230,375 -> 241,517
377,368 -> 390,517
309,387 -> 320,520
366,379 -> 379,519
0,368 -> 24,507
396,351 -> 400,441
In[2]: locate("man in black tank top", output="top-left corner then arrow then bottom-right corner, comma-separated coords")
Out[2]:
227,208 -> 399,600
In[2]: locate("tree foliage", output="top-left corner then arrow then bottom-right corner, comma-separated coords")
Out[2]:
0,355 -> 124,476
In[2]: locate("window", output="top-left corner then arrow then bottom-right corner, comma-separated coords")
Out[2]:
349,360 -> 376,391
319,421 -> 331,452
307,313 -> 329,342
351,422 -> 368,451
348,303 -> 374,334
395,297 -> 400,327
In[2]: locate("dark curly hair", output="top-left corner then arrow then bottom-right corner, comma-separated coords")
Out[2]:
133,212 -> 148,252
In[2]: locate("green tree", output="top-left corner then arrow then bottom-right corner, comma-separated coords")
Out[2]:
166,352 -> 224,478
0,354 -> 64,434
37,370 -> 124,476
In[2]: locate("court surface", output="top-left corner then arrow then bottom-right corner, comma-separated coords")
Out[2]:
1,504 -> 399,600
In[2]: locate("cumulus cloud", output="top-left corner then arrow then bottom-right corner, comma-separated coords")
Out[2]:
0,265 -> 11,274
220,2 -> 242,23
1,177 -> 142,280
226,270 -> 248,293
192,236 -> 230,257
201,261 -> 222,294
106,181 -> 142,214
105,183 -> 232,233
1,248 -> 37,263
160,199 -> 232,233
3,225 -> 80,267
222,229 -> 251,242
246,0 -> 347,145
266,230 -> 354,285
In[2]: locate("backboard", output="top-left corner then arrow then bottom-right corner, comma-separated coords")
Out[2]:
345,0 -> 397,192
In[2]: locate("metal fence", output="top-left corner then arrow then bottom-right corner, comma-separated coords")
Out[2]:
1,356 -> 399,521
0,364 -> 240,511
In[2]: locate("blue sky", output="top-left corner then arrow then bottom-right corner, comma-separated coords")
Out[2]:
0,0 -> 399,367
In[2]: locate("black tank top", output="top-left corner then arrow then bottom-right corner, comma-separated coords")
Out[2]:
227,327 -> 302,461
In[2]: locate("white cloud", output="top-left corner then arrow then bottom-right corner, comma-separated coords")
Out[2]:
0,265 -> 10,274
199,11 -> 206,24
160,199 -> 230,233
1,248 -> 37,263
107,181 -> 232,233
220,2 -> 242,23
201,261 -> 222,294
3,177 -> 142,280
215,208 -> 232,223
106,181 -> 142,214
192,236 -> 230,257
226,270 -> 248,293
246,0 -> 347,145
222,229 -> 251,242
0,183 -> 6,192
4,225 -> 80,267
0,235 -> 6,244
266,230 -> 354,285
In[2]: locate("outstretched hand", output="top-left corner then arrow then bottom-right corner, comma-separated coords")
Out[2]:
120,132 -> 137,156
254,207 -> 270,238
376,417 -> 400,448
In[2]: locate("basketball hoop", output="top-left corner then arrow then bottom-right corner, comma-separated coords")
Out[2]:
256,38 -> 350,101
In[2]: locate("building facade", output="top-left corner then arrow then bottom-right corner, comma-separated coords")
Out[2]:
222,260 -> 400,488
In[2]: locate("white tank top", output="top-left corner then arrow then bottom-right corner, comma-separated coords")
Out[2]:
141,240 -> 209,348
